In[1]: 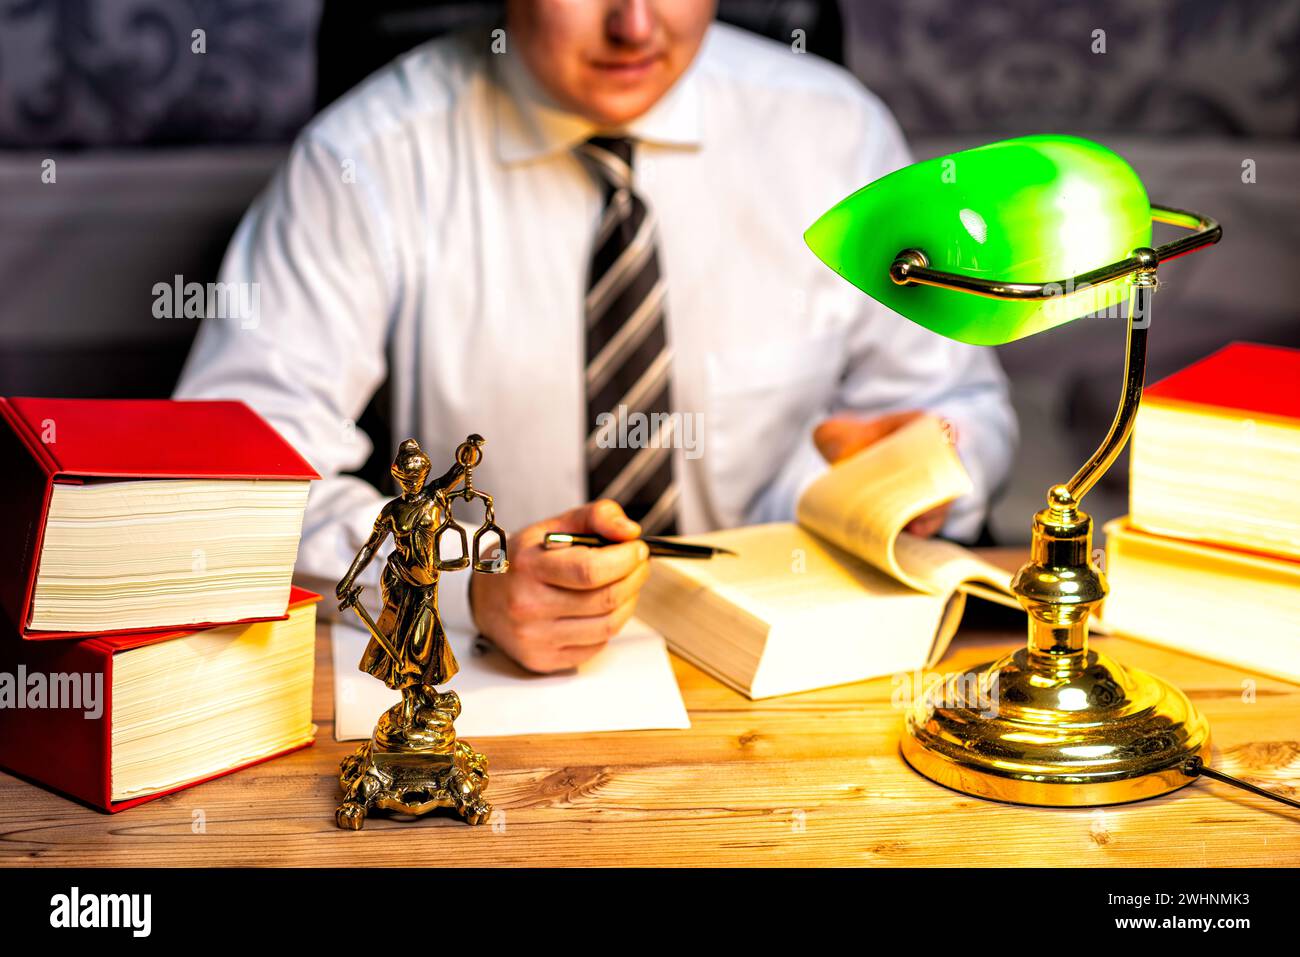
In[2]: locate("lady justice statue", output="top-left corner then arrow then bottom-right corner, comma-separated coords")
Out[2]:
333,434 -> 508,830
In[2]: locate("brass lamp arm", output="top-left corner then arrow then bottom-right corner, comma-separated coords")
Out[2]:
887,203 -> 1222,507
889,204 -> 1221,300
1064,265 -> 1153,504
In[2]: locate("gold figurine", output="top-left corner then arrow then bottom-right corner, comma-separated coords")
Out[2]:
334,434 -> 508,830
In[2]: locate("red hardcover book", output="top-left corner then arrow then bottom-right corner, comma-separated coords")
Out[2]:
1132,341 -> 1300,561
0,587 -> 319,812
1143,341 -> 1300,423
0,397 -> 320,640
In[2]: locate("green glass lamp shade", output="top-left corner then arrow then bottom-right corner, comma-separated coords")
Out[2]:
804,135 -> 1152,345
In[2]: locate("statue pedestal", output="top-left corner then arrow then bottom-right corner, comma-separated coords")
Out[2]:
336,690 -> 492,830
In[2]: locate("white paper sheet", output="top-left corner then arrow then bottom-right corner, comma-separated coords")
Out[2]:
331,619 -> 690,741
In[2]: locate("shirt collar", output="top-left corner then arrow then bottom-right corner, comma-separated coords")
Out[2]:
492,44 -> 703,165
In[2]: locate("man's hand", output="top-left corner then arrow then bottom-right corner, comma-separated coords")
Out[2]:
812,410 -> 952,538
469,499 -> 650,673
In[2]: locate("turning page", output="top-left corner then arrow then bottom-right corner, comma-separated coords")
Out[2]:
795,415 -> 1015,603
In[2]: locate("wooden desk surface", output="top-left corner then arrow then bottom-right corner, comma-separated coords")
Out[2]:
2,611 -> 1298,866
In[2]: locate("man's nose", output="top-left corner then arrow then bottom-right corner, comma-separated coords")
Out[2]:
608,0 -> 655,46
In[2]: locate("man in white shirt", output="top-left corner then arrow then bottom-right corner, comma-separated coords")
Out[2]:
176,1 -> 1016,673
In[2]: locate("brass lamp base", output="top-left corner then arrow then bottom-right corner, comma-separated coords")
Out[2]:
902,479 -> 1212,808
902,646 -> 1211,806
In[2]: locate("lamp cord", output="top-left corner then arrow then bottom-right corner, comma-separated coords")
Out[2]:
1181,757 -> 1300,812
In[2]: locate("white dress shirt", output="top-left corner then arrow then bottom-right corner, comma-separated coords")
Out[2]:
175,23 -> 1017,632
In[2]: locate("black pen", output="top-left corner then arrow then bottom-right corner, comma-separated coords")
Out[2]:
542,532 -> 737,559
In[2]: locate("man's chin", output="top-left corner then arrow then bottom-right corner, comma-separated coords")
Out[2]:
578,86 -> 673,128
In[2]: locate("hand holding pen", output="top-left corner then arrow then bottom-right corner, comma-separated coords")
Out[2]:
467,500 -> 652,674
543,532 -> 736,559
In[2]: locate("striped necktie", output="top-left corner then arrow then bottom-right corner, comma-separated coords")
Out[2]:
576,136 -> 678,535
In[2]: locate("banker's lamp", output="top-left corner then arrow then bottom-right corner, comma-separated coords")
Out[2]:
806,135 -> 1222,806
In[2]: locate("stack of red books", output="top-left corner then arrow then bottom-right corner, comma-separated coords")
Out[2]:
1103,343 -> 1300,683
0,398 -> 320,811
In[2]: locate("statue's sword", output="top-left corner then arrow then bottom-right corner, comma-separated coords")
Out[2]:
340,586 -> 402,664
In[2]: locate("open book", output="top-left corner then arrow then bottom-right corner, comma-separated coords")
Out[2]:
636,416 -> 1019,699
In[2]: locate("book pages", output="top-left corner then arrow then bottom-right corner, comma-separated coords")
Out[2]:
796,415 -> 1012,600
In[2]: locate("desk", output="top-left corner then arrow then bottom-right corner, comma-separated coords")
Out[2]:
2,599 -> 1298,866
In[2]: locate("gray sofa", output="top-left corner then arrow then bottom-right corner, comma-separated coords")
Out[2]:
0,0 -> 317,397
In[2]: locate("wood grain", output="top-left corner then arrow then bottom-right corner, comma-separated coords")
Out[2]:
2,592 -> 1297,867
